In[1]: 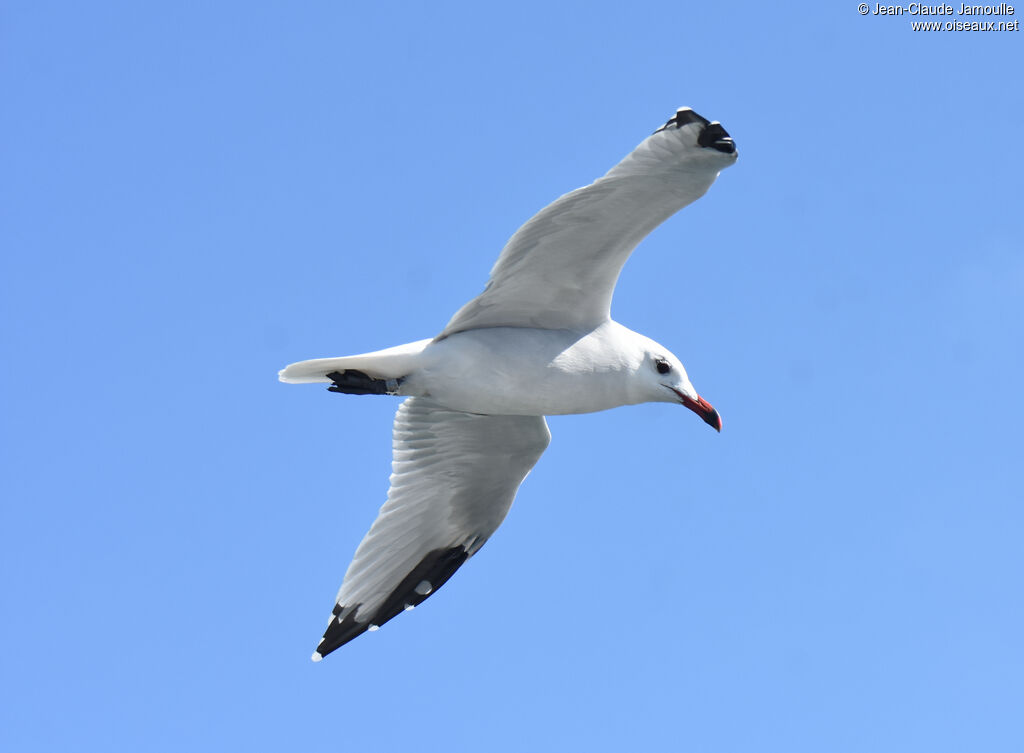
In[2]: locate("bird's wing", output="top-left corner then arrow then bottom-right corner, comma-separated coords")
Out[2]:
438,107 -> 737,338
313,397 -> 550,660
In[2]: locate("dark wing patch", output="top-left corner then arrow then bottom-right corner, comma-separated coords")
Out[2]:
654,107 -> 710,134
696,122 -> 736,154
654,108 -> 736,155
326,370 -> 402,396
314,545 -> 471,660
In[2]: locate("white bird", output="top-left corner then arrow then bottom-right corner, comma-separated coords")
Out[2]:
280,107 -> 738,661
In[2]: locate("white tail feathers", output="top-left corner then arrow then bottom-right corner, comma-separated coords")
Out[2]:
278,338 -> 432,384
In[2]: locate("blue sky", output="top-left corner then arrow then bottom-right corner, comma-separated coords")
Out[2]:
2,2 -> 1021,751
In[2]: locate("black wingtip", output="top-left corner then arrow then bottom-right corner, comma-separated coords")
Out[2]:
696,121 -> 736,154
654,110 -> 736,154
314,603 -> 372,660
312,545 -> 473,660
654,107 -> 710,134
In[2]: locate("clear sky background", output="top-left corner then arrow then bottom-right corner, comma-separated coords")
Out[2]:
2,2 -> 1022,751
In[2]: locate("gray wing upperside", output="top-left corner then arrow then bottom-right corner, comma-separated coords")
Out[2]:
438,108 -> 737,337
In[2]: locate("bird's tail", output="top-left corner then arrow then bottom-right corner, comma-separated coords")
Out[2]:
278,338 -> 432,384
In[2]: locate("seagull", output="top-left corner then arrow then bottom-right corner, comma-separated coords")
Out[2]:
280,107 -> 738,661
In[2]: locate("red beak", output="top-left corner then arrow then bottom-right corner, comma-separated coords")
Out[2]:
674,391 -> 722,432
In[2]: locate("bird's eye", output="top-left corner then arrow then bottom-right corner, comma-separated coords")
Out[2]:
655,358 -> 671,375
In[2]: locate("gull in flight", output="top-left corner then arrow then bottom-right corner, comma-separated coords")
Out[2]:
280,107 -> 738,661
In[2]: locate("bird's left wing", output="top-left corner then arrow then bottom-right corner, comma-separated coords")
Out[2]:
312,397 -> 550,660
438,107 -> 737,338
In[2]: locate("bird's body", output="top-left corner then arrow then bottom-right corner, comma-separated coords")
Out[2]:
280,107 -> 738,660
301,322 -> 678,416
415,322 -> 668,416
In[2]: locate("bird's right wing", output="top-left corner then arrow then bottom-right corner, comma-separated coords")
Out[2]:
438,107 -> 737,338
312,397 -> 550,660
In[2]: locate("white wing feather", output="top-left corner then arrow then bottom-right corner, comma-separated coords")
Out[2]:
313,397 -> 550,659
438,110 -> 737,337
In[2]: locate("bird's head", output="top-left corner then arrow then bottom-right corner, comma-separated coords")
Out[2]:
641,347 -> 722,432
